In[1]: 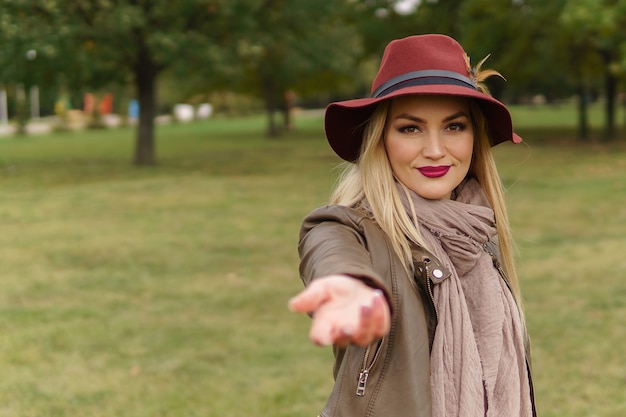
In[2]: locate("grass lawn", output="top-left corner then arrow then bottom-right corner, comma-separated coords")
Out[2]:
0,103 -> 624,416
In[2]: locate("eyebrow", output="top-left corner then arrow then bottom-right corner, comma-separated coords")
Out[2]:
394,111 -> 470,123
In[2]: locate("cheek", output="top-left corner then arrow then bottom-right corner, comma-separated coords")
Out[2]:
385,136 -> 415,167
456,136 -> 474,165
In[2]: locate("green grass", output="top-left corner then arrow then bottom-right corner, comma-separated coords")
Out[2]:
510,100 -> 607,129
0,104 -> 625,416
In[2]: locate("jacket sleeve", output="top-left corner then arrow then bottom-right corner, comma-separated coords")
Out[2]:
298,205 -> 392,302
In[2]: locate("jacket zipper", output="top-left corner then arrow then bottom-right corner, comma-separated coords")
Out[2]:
482,243 -> 508,282
426,274 -> 439,322
356,337 -> 384,396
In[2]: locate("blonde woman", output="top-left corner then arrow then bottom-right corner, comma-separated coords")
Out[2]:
290,34 -> 536,417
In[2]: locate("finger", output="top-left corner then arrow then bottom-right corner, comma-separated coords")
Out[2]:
333,328 -> 355,348
308,309 -> 336,346
288,282 -> 329,314
370,291 -> 391,337
352,291 -> 390,346
316,305 -> 361,348
352,304 -> 375,347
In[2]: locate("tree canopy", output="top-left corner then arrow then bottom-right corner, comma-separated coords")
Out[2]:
1,0 -> 625,164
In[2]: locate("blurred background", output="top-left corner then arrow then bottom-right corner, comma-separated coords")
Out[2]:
0,1 -> 624,416
1,0 -> 625,153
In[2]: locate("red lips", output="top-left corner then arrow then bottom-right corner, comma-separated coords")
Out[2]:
417,166 -> 450,178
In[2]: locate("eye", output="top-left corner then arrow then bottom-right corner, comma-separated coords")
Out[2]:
398,124 -> 421,134
446,122 -> 467,132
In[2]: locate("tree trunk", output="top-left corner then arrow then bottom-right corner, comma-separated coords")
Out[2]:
599,49 -> 617,141
15,84 -> 28,135
266,108 -> 278,138
577,82 -> 589,141
623,94 -> 626,132
133,41 -> 159,166
572,45 -> 589,142
603,68 -> 617,141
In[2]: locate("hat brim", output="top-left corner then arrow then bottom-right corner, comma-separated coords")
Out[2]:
324,85 -> 522,162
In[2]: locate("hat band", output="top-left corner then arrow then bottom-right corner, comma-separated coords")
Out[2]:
372,70 -> 477,98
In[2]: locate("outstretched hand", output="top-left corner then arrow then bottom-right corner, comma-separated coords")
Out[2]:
288,275 -> 391,348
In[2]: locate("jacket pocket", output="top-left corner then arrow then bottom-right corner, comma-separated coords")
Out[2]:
355,337 -> 384,397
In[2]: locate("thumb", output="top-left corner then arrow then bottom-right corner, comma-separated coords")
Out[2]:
288,281 -> 329,314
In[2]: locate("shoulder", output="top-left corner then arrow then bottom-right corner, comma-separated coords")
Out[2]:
300,205 -> 374,238
298,204 -> 391,258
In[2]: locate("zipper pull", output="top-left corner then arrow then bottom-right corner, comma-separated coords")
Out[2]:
356,370 -> 369,396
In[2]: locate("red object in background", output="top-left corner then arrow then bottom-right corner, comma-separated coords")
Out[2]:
99,93 -> 113,115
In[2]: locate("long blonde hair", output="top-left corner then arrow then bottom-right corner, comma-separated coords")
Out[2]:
330,96 -> 526,324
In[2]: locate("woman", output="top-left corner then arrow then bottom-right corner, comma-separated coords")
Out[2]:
289,34 -> 536,417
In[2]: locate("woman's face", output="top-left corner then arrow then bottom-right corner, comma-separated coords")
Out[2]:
384,95 -> 474,200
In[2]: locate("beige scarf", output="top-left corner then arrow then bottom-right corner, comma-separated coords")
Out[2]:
399,178 -> 532,417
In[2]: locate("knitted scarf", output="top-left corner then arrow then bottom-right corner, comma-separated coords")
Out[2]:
399,178 -> 532,417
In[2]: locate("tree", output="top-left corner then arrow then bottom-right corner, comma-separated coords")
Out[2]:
561,0 -> 626,141
7,0 -> 239,165
221,0 -> 366,137
0,0 -> 62,132
396,0 -> 625,140
458,0 -> 571,99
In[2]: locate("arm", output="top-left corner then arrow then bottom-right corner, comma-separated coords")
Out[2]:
290,207 -> 391,348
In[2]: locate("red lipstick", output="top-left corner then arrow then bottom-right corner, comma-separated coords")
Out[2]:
418,166 -> 450,178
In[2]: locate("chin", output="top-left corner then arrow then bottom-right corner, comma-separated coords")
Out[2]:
424,195 -> 450,200
415,192 -> 451,200
403,179 -> 455,200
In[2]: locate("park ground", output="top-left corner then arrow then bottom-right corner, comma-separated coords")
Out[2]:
0,103 -> 624,416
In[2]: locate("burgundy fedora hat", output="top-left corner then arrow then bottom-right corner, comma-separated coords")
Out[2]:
324,34 -> 522,162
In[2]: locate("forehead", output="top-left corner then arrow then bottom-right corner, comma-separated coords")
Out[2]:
388,94 -> 471,115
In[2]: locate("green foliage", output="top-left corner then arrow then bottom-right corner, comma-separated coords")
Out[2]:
559,0 -> 626,75
0,1 -> 59,90
1,0 -> 263,163
456,0 -> 572,100
224,1 -> 365,103
1,0 -> 625,144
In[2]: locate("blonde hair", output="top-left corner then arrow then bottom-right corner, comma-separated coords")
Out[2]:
330,96 -> 526,327
467,101 -> 526,324
330,101 -> 429,268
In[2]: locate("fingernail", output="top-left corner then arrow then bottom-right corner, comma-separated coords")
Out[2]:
361,304 -> 372,317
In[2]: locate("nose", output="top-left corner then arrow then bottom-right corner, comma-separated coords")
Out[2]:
422,132 -> 445,160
